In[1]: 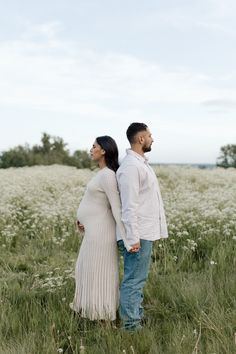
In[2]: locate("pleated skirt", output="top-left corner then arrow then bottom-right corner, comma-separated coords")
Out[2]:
70,236 -> 119,320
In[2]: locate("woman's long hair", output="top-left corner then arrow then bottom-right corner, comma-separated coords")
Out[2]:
96,136 -> 119,172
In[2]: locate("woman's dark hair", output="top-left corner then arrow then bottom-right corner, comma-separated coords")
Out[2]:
126,122 -> 148,143
96,135 -> 119,172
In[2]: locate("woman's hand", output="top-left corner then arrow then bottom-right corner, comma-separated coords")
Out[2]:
76,220 -> 85,232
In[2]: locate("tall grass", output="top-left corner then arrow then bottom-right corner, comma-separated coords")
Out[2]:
0,165 -> 235,353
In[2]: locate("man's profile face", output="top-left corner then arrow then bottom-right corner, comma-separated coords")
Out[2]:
142,128 -> 154,153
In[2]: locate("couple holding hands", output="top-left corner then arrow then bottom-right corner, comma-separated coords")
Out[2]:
70,122 -> 168,331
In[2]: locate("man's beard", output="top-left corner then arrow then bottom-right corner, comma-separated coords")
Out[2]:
142,144 -> 152,153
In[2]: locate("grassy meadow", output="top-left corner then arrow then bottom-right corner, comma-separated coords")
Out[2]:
0,165 -> 236,354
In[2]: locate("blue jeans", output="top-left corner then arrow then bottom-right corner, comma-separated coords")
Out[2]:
117,239 -> 153,330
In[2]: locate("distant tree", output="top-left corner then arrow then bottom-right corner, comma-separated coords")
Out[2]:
217,144 -> 236,168
0,144 -> 32,168
41,133 -> 52,154
0,133 -> 93,169
52,136 -> 67,153
72,150 -> 95,169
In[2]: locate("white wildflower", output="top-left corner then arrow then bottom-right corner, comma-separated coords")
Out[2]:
210,260 -> 217,265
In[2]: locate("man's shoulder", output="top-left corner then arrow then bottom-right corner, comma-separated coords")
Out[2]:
117,158 -> 141,176
120,153 -> 139,165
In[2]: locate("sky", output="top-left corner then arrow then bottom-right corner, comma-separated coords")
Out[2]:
0,0 -> 236,164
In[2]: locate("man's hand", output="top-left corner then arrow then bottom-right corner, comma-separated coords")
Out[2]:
129,242 -> 141,253
76,220 -> 85,232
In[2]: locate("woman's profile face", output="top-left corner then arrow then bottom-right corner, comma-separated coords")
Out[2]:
90,141 -> 105,161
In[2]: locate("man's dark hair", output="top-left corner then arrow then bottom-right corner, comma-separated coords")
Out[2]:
126,122 -> 148,144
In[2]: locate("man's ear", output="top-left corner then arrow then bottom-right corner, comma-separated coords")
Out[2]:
138,135 -> 144,144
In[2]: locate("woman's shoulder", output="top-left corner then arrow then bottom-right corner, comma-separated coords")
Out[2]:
98,167 -> 117,185
100,167 -> 116,175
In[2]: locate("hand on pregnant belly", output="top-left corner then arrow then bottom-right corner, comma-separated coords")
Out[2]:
76,220 -> 85,232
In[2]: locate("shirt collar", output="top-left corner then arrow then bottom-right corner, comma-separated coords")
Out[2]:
126,149 -> 149,163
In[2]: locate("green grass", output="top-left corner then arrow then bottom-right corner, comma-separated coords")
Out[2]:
1,231 -> 235,354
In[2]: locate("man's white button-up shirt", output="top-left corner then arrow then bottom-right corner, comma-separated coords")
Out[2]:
116,149 -> 168,246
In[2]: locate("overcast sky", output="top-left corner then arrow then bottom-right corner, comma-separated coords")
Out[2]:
0,0 -> 236,163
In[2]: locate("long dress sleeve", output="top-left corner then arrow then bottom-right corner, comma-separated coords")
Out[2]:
100,168 -> 131,251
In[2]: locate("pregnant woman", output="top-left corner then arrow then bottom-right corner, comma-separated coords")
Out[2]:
70,135 -> 130,321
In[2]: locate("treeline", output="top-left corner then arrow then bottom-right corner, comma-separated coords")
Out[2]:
0,133 -> 94,169
217,144 -> 236,168
1,134 -> 235,169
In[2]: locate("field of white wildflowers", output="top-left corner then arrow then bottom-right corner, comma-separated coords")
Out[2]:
0,165 -> 235,354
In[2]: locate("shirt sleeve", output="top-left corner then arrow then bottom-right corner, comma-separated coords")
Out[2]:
100,169 -> 131,251
117,165 -> 140,245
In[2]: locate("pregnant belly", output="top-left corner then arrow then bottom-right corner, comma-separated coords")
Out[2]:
76,200 -> 91,224
77,200 -> 115,230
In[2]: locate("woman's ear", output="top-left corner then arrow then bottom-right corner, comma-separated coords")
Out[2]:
101,149 -> 105,155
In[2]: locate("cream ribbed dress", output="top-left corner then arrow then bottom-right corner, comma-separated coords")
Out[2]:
70,167 -> 126,321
